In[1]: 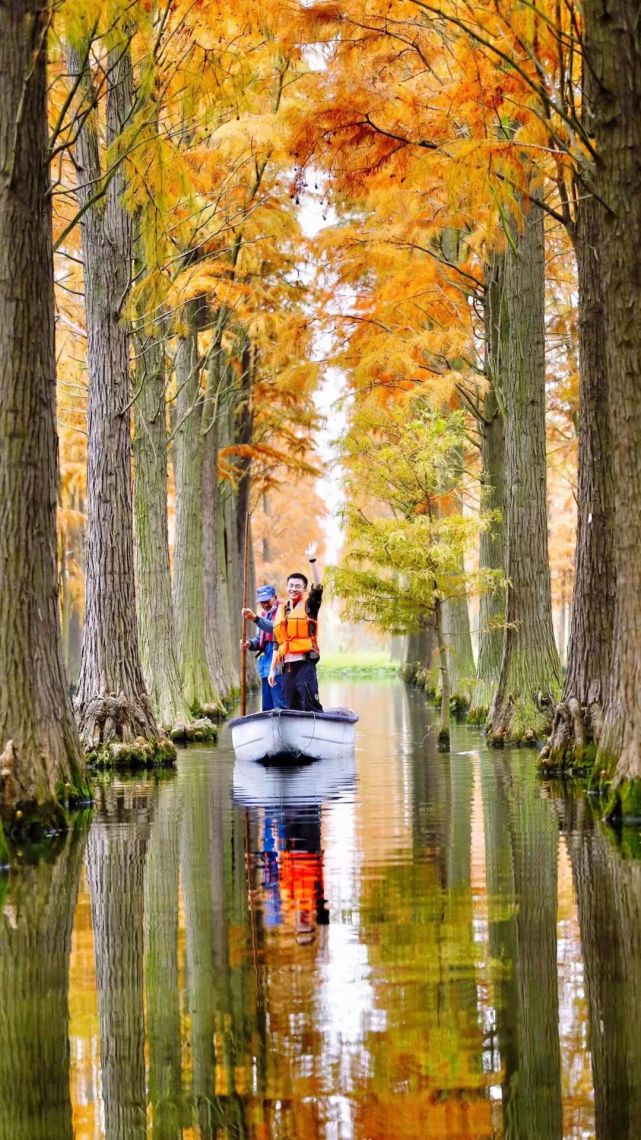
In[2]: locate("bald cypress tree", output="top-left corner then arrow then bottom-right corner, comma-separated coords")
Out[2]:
0,0 -> 88,843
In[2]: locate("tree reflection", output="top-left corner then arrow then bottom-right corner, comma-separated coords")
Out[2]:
87,781 -> 154,1140
483,753 -> 563,1139
0,818 -> 88,1140
561,797 -> 641,1139
145,778 -> 182,1139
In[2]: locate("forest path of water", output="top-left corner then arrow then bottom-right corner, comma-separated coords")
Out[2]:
1,679 -> 639,1138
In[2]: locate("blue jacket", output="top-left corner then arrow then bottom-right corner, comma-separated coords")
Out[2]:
247,608 -> 279,679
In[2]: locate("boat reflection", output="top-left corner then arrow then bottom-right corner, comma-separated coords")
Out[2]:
232,748 -> 356,807
234,751 -> 356,946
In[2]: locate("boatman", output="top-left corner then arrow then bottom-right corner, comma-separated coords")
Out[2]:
241,584 -> 287,711
268,542 -> 323,712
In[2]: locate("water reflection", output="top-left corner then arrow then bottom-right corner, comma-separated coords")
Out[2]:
558,795 -> 641,1138
0,816 -> 87,1140
6,682 -> 641,1136
88,782 -> 154,1140
482,753 -> 563,1138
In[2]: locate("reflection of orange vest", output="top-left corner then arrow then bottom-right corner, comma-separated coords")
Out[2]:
280,852 -> 324,916
274,600 -> 319,659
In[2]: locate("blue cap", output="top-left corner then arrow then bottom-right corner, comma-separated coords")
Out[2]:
256,584 -> 276,601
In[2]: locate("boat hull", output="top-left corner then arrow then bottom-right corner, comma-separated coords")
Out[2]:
228,707 -> 358,764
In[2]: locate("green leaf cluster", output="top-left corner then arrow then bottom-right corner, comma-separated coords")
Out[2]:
330,400 -> 502,634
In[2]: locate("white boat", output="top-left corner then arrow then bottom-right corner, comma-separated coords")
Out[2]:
232,749 -> 357,807
228,707 -> 359,764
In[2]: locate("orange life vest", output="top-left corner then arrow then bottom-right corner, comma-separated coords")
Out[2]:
274,599 -> 319,659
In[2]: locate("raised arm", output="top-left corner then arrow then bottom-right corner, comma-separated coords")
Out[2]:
305,541 -> 322,587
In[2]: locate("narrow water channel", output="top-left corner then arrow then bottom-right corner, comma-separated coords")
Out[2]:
1,679 -> 640,1138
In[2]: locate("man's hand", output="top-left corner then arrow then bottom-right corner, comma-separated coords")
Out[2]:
240,639 -> 251,651
242,606 -> 256,621
267,670 -> 277,688
305,541 -> 321,586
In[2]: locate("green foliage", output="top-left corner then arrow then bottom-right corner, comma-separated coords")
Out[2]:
330,400 -> 502,636
318,651 -> 398,677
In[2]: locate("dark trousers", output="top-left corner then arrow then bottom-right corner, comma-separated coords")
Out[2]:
283,659 -> 323,712
261,674 -> 286,711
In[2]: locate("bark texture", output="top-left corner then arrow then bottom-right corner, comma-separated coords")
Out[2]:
132,328 -> 191,729
173,325 -> 223,712
401,622 -> 435,687
470,257 -> 507,721
442,589 -> 475,708
541,68 -> 615,771
0,0 -> 87,819
71,44 -> 161,752
488,202 -> 561,744
202,351 -> 236,697
582,0 -> 641,800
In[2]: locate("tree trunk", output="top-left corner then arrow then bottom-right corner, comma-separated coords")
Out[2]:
0,0 -> 87,832
202,351 -> 235,697
581,0 -> 641,813
402,622 -> 435,688
541,72 -> 615,773
214,373 -> 242,692
433,600 -> 451,747
133,326 -> 192,730
70,44 -> 165,759
442,588 -> 475,710
88,783 -> 152,1140
470,256 -> 507,722
173,324 -> 223,714
488,201 -> 561,745
0,819 -> 87,1140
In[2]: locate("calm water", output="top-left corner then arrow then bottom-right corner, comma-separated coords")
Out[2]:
1,679 -> 641,1139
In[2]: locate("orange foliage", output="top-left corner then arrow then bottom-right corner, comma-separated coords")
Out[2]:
252,474 -> 328,593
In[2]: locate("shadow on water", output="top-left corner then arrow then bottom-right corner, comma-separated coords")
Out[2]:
4,681 -> 641,1137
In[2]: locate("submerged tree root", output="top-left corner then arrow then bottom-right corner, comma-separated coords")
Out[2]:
538,699 -> 602,777
487,692 -> 555,748
78,692 -> 177,768
169,717 -> 218,744
87,737 -> 176,770
0,739 -> 92,864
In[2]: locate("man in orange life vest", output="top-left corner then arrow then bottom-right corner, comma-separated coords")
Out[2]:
268,542 -> 323,712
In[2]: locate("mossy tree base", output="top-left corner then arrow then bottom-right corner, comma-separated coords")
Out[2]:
76,689 -> 177,771
602,778 -> 641,826
0,743 -> 92,863
0,796 -> 91,863
169,718 -> 218,744
538,698 -> 602,776
449,693 -> 470,720
87,736 -> 177,770
401,663 -> 438,699
487,693 -> 554,748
